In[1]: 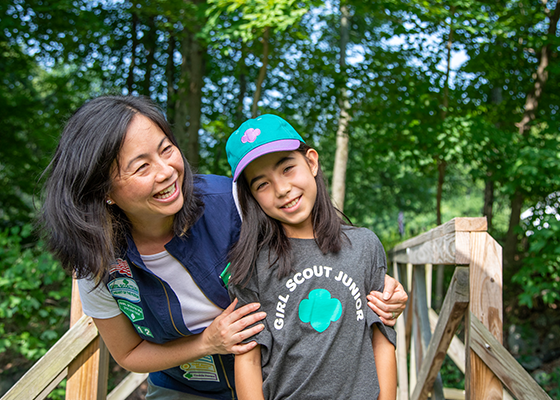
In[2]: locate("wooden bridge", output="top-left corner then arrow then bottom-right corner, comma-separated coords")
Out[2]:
1,217 -> 552,399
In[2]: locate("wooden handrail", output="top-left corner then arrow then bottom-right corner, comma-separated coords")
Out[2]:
388,217 -> 551,400
1,315 -> 98,400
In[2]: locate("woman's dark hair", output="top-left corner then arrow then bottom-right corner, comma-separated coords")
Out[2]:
37,95 -> 203,282
228,143 -> 350,286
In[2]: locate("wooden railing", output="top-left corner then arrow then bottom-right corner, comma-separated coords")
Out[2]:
389,217 -> 551,400
1,280 -> 147,400
1,217 -> 552,399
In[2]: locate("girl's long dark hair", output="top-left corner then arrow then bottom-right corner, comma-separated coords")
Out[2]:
37,95 -> 203,282
228,143 -> 350,286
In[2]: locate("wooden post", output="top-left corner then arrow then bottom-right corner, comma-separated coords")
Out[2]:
413,265 -> 444,400
465,233 -> 503,399
66,279 -> 110,400
394,262 -> 409,400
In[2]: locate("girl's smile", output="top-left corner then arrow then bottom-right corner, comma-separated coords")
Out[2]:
244,149 -> 319,239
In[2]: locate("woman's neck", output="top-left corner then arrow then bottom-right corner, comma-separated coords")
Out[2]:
130,218 -> 175,255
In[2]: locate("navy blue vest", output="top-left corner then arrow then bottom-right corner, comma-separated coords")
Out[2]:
106,175 -> 241,399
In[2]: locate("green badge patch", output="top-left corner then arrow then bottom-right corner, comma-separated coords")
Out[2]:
118,300 -> 144,322
134,324 -> 154,338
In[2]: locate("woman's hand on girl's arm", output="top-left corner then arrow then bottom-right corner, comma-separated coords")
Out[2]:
367,275 -> 408,326
235,345 -> 265,400
202,298 -> 266,355
93,299 -> 266,373
372,325 -> 397,400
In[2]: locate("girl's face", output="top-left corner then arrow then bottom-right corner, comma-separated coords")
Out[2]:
243,148 -> 319,239
107,114 -> 185,232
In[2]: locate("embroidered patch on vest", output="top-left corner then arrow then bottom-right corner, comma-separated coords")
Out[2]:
109,258 -> 133,278
134,324 -> 154,338
108,278 -> 141,303
180,355 -> 221,382
118,299 -> 144,322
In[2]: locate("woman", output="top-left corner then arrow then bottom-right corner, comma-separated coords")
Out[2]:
38,95 -> 407,399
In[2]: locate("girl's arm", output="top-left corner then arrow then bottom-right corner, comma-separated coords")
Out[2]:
367,275 -> 408,326
234,345 -> 265,400
372,324 -> 397,400
94,299 -> 266,373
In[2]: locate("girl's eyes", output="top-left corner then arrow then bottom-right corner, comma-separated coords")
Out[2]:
163,144 -> 173,154
255,182 -> 268,191
283,165 -> 294,174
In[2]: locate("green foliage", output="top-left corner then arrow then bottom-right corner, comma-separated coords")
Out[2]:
0,225 -> 71,363
513,209 -> 560,309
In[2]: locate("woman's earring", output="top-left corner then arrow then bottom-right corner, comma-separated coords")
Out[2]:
106,199 -> 114,205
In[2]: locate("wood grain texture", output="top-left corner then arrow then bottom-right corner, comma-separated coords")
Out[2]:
466,232 -> 503,399
470,313 -> 552,400
107,372 -> 148,400
411,268 -> 469,400
390,217 -> 486,253
412,266 -> 445,400
66,279 -> 109,400
394,262 -> 409,400
0,315 -> 98,400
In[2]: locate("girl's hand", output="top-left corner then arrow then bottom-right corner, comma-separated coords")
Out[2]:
367,275 -> 408,326
202,298 -> 266,355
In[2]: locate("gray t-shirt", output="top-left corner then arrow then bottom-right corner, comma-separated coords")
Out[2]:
229,227 -> 396,400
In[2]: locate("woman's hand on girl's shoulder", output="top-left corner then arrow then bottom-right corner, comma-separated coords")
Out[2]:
367,275 -> 408,326
202,298 -> 266,355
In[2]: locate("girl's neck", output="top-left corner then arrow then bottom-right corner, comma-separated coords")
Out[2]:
283,222 -> 314,239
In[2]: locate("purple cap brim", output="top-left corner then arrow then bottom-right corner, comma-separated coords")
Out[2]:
233,139 -> 302,181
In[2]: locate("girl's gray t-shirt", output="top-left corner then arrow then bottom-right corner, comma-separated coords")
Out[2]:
229,227 -> 396,400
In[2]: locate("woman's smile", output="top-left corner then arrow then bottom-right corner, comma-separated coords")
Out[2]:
154,181 -> 180,201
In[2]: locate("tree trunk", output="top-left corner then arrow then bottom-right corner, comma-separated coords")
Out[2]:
174,32 -> 190,154
127,11 -> 139,93
236,45 -> 248,124
251,27 -> 270,118
166,34 -> 176,124
186,30 -> 205,168
331,3 -> 351,211
505,3 -> 559,270
142,16 -> 157,96
483,176 -> 494,231
435,10 -> 453,311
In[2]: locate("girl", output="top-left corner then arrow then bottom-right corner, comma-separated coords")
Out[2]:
225,114 -> 397,400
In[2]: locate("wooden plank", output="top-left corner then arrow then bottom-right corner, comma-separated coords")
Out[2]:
0,315 -> 99,400
470,313 -> 552,400
66,279 -> 110,400
443,388 -> 465,400
466,232 -> 503,400
429,309 -> 465,374
391,232 -> 473,266
107,372 -> 148,400
36,369 -> 67,400
413,266 -> 444,400
394,262 -> 409,400
391,218 -> 486,253
411,268 -> 469,400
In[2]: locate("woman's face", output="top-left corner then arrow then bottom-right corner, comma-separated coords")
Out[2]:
107,114 -> 185,230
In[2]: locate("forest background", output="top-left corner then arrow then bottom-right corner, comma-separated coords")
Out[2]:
1,0 -> 559,398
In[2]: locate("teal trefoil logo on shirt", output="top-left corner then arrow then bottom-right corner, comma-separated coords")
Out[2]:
298,289 -> 342,333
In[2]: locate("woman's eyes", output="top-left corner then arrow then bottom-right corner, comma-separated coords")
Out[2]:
283,165 -> 294,174
135,163 -> 148,173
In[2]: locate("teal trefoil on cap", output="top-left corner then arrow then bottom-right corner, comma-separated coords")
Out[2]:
226,114 -> 305,181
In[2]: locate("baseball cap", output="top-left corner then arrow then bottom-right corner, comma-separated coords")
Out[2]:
226,114 -> 305,181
